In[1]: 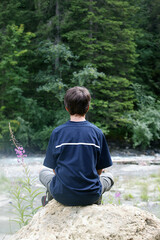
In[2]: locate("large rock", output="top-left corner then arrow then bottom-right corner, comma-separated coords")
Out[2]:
10,200 -> 160,240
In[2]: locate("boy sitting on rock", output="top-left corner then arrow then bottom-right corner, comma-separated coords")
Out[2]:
39,86 -> 114,206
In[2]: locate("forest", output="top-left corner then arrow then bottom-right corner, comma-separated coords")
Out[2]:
0,0 -> 160,153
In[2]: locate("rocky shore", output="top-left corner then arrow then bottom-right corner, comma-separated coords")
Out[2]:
10,199 -> 160,240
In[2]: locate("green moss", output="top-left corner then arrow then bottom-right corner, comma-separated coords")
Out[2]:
123,193 -> 134,200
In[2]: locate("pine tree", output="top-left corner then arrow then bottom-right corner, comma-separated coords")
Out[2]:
62,0 -> 137,78
72,65 -> 135,137
0,24 -> 34,116
134,0 -> 160,95
0,0 -> 37,31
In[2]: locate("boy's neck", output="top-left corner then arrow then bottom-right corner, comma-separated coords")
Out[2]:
70,114 -> 86,122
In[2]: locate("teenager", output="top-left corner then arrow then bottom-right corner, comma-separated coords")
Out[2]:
39,86 -> 114,206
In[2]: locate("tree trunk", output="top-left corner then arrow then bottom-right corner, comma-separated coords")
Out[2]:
55,0 -> 60,76
89,0 -> 93,41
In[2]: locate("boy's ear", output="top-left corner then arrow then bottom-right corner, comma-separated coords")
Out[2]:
65,107 -> 69,112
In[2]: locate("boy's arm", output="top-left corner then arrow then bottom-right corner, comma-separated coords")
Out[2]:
43,131 -> 58,170
96,133 -> 112,170
53,169 -> 56,175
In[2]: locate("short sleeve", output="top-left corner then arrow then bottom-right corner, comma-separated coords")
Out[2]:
43,131 -> 57,169
96,133 -> 112,170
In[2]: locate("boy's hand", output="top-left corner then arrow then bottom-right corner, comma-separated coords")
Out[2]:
53,169 -> 56,175
97,169 -> 103,175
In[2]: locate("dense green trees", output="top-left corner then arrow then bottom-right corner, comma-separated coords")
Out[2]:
0,0 -> 160,152
62,0 -> 137,76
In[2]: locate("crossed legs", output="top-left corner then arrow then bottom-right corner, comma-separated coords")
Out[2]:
39,168 -> 114,205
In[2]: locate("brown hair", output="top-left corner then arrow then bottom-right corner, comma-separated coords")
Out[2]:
64,86 -> 91,116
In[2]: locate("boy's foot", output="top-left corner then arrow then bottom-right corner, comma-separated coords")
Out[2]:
47,191 -> 53,201
41,195 -> 48,206
41,191 -> 53,206
95,195 -> 102,205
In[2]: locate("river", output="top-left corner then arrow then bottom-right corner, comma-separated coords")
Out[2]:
0,153 -> 160,240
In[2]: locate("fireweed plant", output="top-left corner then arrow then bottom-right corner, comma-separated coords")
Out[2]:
101,192 -> 122,205
115,192 -> 121,205
9,123 -> 42,228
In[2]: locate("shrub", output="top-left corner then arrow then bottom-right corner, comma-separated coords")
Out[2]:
126,92 -> 160,148
132,121 -> 153,148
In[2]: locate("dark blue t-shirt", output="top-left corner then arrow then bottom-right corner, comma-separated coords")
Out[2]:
43,120 -> 112,206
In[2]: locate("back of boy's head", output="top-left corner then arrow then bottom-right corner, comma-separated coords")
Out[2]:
64,86 -> 91,116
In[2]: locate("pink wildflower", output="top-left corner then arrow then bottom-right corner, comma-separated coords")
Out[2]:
15,146 -> 27,164
115,192 -> 121,198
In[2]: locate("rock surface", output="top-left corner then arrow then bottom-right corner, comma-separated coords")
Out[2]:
10,199 -> 160,240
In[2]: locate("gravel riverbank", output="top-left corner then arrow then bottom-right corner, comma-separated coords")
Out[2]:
0,153 -> 160,239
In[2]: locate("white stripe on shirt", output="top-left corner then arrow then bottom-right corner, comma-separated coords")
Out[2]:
55,142 -> 100,149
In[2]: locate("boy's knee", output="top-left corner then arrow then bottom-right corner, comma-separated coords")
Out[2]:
100,172 -> 114,193
39,168 -> 46,181
39,167 -> 55,184
106,172 -> 114,186
101,172 -> 114,184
